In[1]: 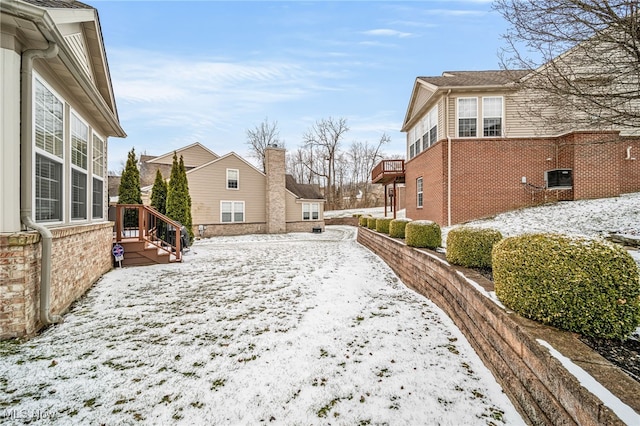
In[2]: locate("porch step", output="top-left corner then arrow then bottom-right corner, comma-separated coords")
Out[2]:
113,240 -> 172,267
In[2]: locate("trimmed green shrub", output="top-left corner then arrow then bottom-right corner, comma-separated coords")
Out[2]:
446,227 -> 503,268
375,218 -> 393,234
358,215 -> 370,227
389,218 -> 412,238
405,220 -> 441,249
366,217 -> 377,230
493,233 -> 640,339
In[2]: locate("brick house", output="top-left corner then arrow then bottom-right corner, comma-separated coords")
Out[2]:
1,0 -> 125,338
376,70 -> 640,226
136,144 -> 326,237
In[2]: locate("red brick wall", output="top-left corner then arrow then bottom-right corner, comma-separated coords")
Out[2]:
404,131 -> 640,226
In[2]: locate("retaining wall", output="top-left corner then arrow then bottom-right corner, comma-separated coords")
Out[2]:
357,226 -> 636,425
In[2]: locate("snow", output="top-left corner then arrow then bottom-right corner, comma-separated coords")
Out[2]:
0,226 -> 523,425
537,340 -> 640,426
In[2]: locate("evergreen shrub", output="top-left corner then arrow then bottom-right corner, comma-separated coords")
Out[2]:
493,233 -> 640,339
366,217 -> 377,230
389,218 -> 411,238
405,220 -> 441,249
375,218 -> 392,234
358,215 -> 370,227
446,227 -> 503,268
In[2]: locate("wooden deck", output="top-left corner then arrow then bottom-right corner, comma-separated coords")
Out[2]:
371,159 -> 405,185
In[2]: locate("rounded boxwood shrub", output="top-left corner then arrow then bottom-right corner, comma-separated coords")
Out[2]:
492,233 -> 640,339
446,227 -> 503,268
389,218 -> 412,239
358,215 -> 370,227
375,218 -> 393,234
405,220 -> 441,249
366,217 -> 377,230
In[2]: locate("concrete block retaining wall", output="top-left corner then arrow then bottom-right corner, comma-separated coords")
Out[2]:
357,226 -> 630,425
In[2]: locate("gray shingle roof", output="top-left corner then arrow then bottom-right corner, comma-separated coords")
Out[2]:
418,70 -> 529,88
285,175 -> 324,200
20,0 -> 94,9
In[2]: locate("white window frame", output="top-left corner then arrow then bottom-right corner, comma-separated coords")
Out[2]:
33,76 -> 64,224
92,133 -> 105,219
428,106 -> 438,146
457,97 -> 478,138
302,203 -> 320,220
416,177 -> 423,208
70,112 -> 89,221
482,96 -> 503,137
226,168 -> 239,190
220,201 -> 245,223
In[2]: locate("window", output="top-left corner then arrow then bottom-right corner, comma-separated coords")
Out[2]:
416,177 -> 423,208
221,201 -> 244,222
35,154 -> 62,222
428,106 -> 438,146
227,169 -> 239,189
34,79 -> 64,222
92,177 -> 103,219
71,113 -> 88,220
303,203 -> 319,220
92,135 -> 105,219
483,97 -> 503,137
458,98 -> 477,137
546,169 -> 573,189
409,143 -> 415,159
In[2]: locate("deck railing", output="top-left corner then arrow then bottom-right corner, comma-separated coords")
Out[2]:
371,159 -> 405,183
113,204 -> 182,262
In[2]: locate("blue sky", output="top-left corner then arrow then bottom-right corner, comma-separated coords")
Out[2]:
95,0 -> 509,172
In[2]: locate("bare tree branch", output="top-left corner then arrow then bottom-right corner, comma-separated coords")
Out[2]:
245,117 -> 283,172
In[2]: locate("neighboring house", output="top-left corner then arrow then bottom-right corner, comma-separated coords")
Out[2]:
186,146 -> 325,237
374,68 -> 640,226
133,143 -> 325,236
0,0 -> 125,338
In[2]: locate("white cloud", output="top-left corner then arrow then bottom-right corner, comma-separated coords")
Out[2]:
362,28 -> 412,38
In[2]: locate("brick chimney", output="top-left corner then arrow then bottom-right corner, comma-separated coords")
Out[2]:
265,145 -> 286,233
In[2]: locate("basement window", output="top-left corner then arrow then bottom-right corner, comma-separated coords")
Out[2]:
545,169 -> 573,189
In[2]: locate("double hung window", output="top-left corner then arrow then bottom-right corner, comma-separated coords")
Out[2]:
483,97 -> 503,137
227,169 -> 239,189
303,203 -> 319,220
416,177 -> 423,208
221,201 -> 244,222
458,98 -> 477,137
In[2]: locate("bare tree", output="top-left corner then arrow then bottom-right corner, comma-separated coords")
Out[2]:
245,117 -> 283,172
302,117 -> 349,209
493,0 -> 640,130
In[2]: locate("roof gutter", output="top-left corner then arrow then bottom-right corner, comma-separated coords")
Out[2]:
20,40 -> 63,326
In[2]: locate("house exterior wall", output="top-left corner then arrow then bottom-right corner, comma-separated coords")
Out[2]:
188,154 -> 267,230
149,143 -> 218,168
404,131 -> 638,226
0,223 -> 112,339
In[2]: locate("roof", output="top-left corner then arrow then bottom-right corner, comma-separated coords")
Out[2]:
418,70 -> 529,88
20,0 -> 93,9
285,175 -> 324,200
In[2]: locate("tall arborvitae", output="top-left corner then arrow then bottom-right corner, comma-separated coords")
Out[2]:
150,169 -> 168,215
166,153 -> 193,240
118,148 -> 142,204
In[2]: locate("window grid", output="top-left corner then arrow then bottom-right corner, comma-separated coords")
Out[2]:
303,203 -> 320,220
34,79 -> 63,158
417,177 -> 423,208
72,169 -> 87,220
71,114 -> 88,169
35,154 -> 62,222
221,201 -> 244,223
92,177 -> 103,219
93,134 -> 105,176
458,98 -> 477,137
227,169 -> 239,189
483,97 -> 503,137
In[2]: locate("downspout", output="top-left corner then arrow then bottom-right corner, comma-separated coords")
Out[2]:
20,41 -> 63,326
445,89 -> 452,226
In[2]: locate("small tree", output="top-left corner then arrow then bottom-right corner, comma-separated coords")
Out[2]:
246,117 -> 283,172
150,169 -> 168,215
118,148 -> 142,228
166,153 -> 193,240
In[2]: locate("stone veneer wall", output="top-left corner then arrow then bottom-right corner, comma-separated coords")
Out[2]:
1,222 -> 113,339
285,220 -> 324,233
357,227 -> 628,426
196,223 -> 268,238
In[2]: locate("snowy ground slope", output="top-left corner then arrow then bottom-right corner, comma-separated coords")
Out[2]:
326,193 -> 640,266
0,227 -> 523,425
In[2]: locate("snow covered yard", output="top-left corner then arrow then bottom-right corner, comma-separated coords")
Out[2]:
0,226 -> 523,425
